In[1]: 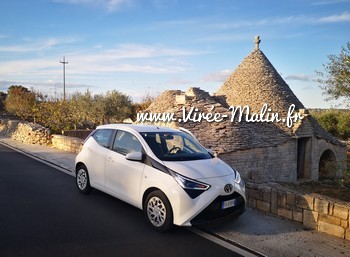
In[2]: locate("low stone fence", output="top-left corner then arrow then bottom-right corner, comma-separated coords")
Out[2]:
64,130 -> 92,140
0,118 -> 83,153
246,182 -> 350,240
0,119 -> 51,145
51,135 -> 83,154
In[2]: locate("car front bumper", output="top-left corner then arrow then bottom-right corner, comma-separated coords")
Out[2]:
190,191 -> 245,225
164,174 -> 246,227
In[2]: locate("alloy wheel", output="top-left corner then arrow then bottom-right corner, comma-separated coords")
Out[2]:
77,168 -> 88,190
147,196 -> 167,227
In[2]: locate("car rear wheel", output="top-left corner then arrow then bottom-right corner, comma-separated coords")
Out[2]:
76,165 -> 92,194
144,190 -> 173,232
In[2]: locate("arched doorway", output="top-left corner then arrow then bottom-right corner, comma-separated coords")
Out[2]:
319,149 -> 337,180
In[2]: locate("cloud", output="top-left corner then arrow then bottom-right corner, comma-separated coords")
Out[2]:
159,18 -> 203,26
53,0 -> 133,12
165,78 -> 195,85
311,0 -> 350,6
209,12 -> 350,30
284,74 -> 316,82
0,37 -> 78,53
0,79 -> 95,93
0,43 -> 200,89
200,69 -> 232,83
318,12 -> 350,23
270,12 -> 350,24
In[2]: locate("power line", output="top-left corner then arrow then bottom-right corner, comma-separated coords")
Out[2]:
60,56 -> 68,101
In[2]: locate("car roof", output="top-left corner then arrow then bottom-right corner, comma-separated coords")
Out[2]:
96,123 -> 180,133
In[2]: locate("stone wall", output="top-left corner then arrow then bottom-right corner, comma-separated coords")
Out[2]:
0,119 -> 83,153
0,119 -> 51,145
51,135 -> 83,153
219,141 -> 297,182
246,182 -> 350,240
64,130 -> 92,140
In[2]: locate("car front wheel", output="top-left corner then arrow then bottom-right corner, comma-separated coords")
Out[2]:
144,190 -> 173,232
76,165 -> 92,194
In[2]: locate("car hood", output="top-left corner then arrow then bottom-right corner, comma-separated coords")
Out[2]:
163,157 -> 234,179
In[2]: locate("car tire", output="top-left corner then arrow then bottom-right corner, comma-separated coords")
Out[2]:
76,165 -> 92,194
144,190 -> 173,232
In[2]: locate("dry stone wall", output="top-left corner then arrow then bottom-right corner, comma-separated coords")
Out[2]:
0,119 -> 51,145
0,119 -> 83,153
219,141 -> 297,182
51,135 -> 83,153
247,182 -> 350,240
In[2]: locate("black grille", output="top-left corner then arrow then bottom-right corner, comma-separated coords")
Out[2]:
191,192 -> 245,225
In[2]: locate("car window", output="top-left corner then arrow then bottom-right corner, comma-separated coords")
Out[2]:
92,129 -> 114,148
140,131 -> 212,161
113,130 -> 142,155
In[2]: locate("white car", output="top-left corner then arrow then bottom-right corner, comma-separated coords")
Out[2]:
75,124 -> 246,231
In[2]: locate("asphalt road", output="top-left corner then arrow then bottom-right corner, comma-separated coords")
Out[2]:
0,143 -> 242,257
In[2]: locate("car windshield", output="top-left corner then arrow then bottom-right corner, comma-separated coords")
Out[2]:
140,131 -> 213,161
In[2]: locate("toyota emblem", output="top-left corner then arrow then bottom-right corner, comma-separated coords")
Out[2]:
224,184 -> 233,193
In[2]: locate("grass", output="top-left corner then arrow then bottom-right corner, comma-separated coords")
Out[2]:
288,180 -> 350,202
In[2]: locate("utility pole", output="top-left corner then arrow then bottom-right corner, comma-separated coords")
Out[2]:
60,56 -> 68,101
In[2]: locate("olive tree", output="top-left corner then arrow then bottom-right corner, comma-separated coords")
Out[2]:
104,90 -> 133,123
5,85 -> 36,119
317,42 -> 350,105
0,92 -> 7,114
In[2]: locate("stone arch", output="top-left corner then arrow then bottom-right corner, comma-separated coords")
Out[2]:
318,149 -> 337,180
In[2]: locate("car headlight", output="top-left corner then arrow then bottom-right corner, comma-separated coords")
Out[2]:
234,170 -> 245,188
169,170 -> 210,199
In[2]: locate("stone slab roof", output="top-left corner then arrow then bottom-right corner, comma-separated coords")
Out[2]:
215,48 -> 304,117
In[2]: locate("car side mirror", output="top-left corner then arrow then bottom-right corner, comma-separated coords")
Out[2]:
125,152 -> 144,162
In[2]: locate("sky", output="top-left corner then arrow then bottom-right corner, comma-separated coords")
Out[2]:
0,0 -> 349,108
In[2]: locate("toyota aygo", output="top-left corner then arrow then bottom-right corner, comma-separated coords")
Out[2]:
75,124 -> 246,231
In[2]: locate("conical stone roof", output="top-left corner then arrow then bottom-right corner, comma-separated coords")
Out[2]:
216,37 -> 304,117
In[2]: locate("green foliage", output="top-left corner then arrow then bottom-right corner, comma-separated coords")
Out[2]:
2,86 -> 151,133
339,165 -> 350,189
316,112 -> 339,136
5,85 -> 36,119
311,109 -> 350,140
317,42 -> 350,105
0,91 -> 7,113
104,90 -> 133,123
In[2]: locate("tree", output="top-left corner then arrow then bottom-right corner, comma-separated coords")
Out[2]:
91,94 -> 106,126
337,113 -> 350,139
0,92 -> 7,114
69,90 -> 94,129
316,111 -> 339,138
5,85 -> 36,119
317,42 -> 350,105
131,93 -> 156,121
104,90 -> 133,123
311,109 -> 350,140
